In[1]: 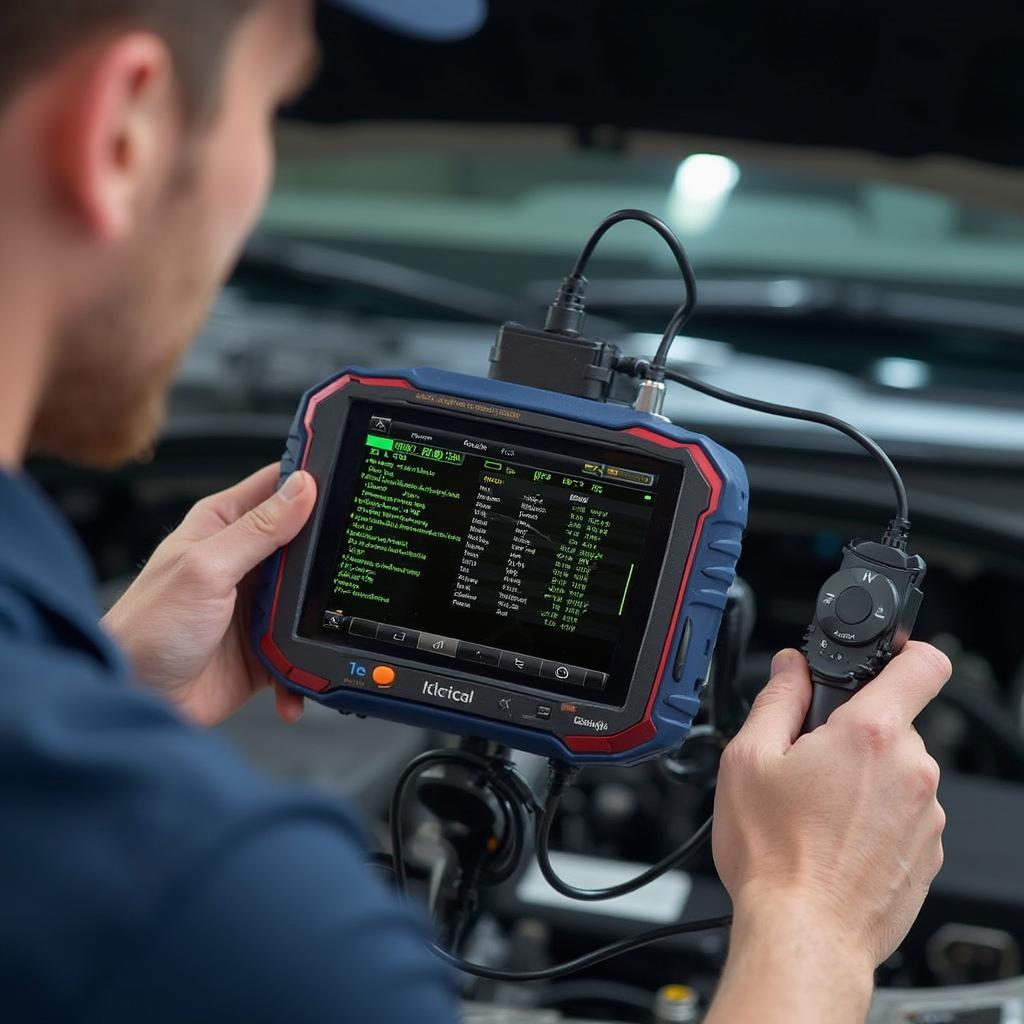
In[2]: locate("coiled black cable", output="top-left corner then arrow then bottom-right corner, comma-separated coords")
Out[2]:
389,748 -> 731,981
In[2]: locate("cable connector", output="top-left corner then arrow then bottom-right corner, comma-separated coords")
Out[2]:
612,356 -> 669,417
882,517 -> 912,551
634,378 -> 668,419
546,760 -> 581,799
613,355 -> 647,378
544,274 -> 588,336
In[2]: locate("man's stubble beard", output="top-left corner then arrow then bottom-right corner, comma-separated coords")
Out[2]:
30,184 -> 221,469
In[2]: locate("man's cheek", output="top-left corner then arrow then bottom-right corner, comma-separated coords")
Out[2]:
234,129 -> 274,235
209,126 -> 274,272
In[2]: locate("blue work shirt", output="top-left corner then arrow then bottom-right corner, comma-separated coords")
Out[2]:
0,472 -> 459,1023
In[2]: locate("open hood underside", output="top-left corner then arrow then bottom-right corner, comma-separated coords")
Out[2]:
292,1 -> 1024,170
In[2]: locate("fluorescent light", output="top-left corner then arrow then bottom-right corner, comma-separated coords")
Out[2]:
874,357 -> 931,390
669,154 -> 741,234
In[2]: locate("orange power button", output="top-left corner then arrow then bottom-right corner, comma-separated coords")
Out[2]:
372,665 -> 397,688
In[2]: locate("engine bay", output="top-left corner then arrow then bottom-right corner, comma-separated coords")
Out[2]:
33,334 -> 1024,1021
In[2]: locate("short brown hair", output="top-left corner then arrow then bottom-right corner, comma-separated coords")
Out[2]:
0,0 -> 260,121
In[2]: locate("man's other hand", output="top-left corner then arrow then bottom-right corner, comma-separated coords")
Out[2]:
103,466 -> 317,727
713,643 -> 952,970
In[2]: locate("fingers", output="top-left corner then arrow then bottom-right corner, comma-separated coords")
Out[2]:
181,465 -> 282,540
209,464 -> 282,523
737,649 -> 813,752
844,642 -> 952,724
195,470 -> 317,589
275,682 -> 305,724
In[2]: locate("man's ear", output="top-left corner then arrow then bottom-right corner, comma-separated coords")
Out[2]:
50,34 -> 178,241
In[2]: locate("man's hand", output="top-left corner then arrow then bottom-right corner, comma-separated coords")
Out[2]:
707,643 -> 951,1024
102,466 -> 317,727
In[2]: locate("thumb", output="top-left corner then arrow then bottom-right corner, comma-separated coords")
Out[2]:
738,650 -> 813,752
199,471 -> 317,587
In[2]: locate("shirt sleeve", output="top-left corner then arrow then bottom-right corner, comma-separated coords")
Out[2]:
85,813 -> 463,1024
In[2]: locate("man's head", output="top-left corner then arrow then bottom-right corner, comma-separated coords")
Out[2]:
0,1 -> 318,466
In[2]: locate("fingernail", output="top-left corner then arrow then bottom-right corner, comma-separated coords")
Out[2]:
772,649 -> 796,674
280,472 -> 308,502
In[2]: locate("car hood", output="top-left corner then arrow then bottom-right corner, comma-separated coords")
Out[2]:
291,1 -> 1024,170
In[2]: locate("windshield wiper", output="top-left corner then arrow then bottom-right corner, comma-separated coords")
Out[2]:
243,234 -> 527,324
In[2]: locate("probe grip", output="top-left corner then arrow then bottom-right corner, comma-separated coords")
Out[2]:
801,678 -> 859,734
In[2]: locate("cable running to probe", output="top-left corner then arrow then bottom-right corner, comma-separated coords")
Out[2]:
388,749 -> 731,982
557,209 -> 911,545
535,761 -> 714,901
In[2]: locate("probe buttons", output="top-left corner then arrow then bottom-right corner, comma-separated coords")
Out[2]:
836,586 -> 873,625
816,568 -> 899,646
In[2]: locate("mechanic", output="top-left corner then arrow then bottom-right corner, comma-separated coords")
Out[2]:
0,2 -> 951,1022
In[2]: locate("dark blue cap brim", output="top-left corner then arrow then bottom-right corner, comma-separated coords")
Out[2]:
327,0 -> 487,41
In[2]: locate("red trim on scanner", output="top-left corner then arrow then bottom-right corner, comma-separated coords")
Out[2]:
261,375 -> 414,692
563,429 -> 724,754
264,378 -> 726,758
301,375 -> 414,468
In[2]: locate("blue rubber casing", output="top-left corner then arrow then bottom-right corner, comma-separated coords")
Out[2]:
251,367 -> 748,765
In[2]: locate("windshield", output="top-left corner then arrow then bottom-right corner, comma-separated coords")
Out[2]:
263,129 -> 1024,294
226,125 -> 1024,402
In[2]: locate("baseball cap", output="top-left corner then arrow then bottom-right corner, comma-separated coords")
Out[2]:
326,0 -> 488,41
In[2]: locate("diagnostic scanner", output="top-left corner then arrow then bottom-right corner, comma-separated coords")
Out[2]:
251,368 -> 748,765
